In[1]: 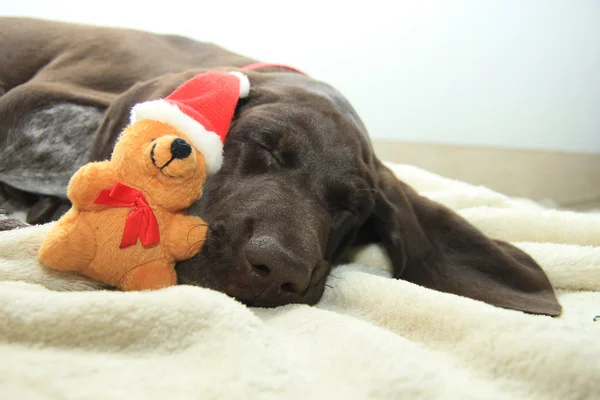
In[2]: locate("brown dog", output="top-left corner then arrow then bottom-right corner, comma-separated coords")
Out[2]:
0,17 -> 561,315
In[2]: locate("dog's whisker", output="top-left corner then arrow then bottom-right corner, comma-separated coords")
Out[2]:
178,275 -> 197,285
251,282 -> 274,304
183,238 -> 207,259
358,188 -> 379,193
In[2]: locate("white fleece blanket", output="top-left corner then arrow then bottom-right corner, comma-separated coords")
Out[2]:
1,162 -> 599,400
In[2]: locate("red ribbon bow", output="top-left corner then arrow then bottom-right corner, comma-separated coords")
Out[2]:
94,182 -> 160,248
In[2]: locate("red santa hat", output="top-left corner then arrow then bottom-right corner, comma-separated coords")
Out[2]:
130,71 -> 250,175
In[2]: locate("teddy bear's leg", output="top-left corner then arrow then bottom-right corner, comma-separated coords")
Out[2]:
38,210 -> 96,271
119,259 -> 177,291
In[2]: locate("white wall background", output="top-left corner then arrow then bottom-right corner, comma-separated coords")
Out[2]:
2,0 -> 599,153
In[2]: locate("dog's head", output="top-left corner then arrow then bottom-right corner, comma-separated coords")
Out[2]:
177,71 -> 561,316
177,72 -> 373,305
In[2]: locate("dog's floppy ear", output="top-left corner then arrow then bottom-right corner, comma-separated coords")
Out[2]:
370,162 -> 561,316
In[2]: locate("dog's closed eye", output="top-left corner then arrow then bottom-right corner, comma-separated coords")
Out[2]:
237,136 -> 283,168
252,141 -> 283,166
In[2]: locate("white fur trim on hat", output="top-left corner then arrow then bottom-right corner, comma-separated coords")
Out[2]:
228,71 -> 250,98
130,100 -> 223,174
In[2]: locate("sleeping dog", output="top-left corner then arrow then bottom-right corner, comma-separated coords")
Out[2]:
0,17 -> 561,315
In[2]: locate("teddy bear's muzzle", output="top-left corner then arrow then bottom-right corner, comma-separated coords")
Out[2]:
149,136 -> 197,178
170,138 -> 192,159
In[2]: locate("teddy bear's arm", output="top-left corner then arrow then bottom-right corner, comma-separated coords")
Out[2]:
68,161 -> 118,210
164,214 -> 208,261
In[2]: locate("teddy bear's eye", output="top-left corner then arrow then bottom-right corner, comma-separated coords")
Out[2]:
151,138 -> 156,142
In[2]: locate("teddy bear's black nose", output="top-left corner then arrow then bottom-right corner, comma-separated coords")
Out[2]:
171,138 -> 192,159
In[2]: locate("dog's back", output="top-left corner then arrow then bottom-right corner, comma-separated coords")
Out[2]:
0,17 -> 254,218
0,17 -> 252,92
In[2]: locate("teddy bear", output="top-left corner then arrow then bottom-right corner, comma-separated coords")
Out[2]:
38,71 -> 250,291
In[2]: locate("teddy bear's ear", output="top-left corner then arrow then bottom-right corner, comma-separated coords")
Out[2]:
129,71 -> 251,175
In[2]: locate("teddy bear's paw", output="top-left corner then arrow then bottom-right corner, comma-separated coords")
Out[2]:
38,211 -> 96,271
119,259 -> 177,291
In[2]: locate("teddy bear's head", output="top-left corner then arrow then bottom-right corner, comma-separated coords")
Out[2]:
111,119 -> 207,211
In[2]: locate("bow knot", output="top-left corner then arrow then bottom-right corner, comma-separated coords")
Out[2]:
135,197 -> 148,209
94,182 -> 160,248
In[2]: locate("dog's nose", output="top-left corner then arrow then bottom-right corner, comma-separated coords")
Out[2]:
245,235 -> 313,295
171,138 -> 192,159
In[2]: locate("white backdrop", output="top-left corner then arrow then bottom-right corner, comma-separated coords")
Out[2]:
2,0 -> 599,153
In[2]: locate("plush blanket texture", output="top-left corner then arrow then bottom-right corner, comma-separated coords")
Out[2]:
1,162 -> 598,399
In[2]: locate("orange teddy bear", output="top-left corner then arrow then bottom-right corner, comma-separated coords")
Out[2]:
38,71 -> 250,291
